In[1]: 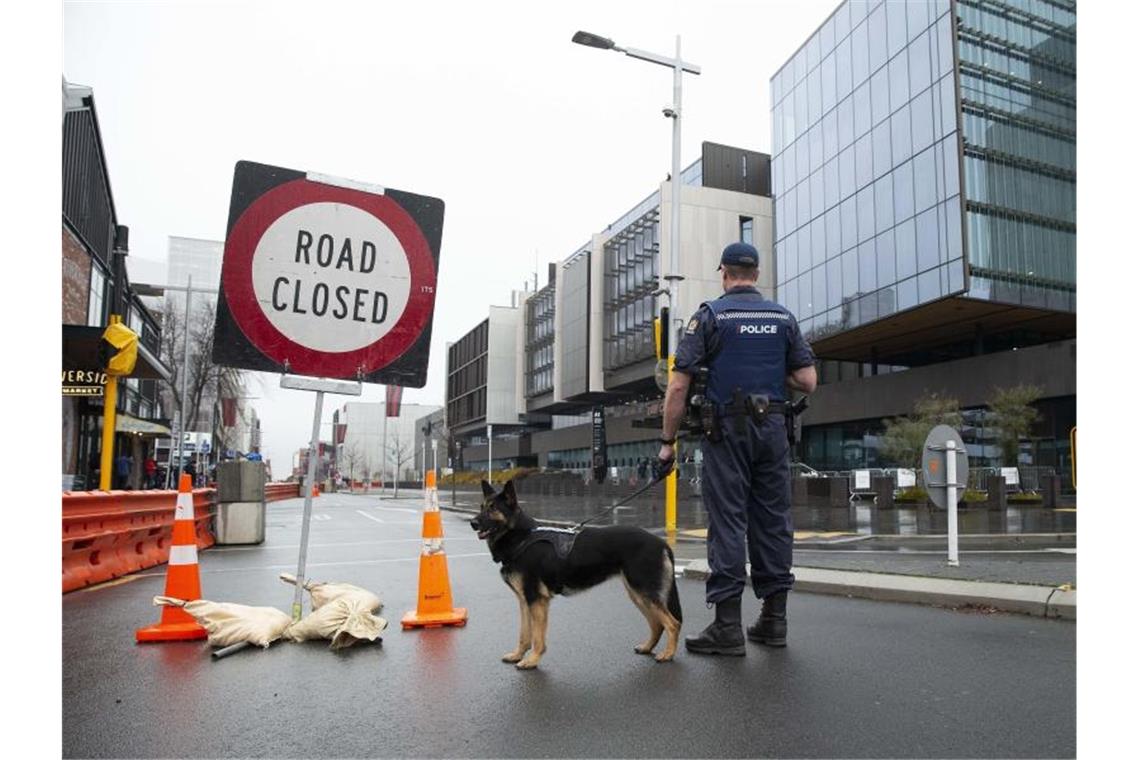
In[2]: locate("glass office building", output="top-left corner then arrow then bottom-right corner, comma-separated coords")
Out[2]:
772,0 -> 1074,345
771,0 -> 1076,480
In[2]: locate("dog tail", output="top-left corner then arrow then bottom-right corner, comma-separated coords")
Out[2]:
665,546 -> 683,624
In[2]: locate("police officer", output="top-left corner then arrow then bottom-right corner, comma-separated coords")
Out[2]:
656,242 -> 817,655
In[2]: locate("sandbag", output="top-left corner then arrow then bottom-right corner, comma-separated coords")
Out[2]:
153,596 -> 293,648
281,596 -> 388,650
278,573 -> 382,612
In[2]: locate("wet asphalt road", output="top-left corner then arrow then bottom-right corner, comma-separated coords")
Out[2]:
63,493 -> 1074,758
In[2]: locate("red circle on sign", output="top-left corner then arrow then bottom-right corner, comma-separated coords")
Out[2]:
221,179 -> 436,378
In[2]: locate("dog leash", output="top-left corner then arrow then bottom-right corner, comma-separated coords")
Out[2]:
573,471 -> 668,530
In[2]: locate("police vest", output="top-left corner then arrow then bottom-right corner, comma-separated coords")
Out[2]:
703,294 -> 793,406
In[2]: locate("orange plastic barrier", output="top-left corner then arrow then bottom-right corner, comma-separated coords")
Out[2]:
62,486 -> 216,594
265,482 -> 302,503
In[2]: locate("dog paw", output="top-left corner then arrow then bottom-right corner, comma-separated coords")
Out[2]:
654,652 -> 675,663
501,651 -> 524,663
515,657 -> 540,670
634,645 -> 654,655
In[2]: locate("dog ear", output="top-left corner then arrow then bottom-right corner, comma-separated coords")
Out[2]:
503,479 -> 518,508
481,479 -> 495,499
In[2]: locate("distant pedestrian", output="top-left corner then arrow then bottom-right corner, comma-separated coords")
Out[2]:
144,456 -> 157,488
637,458 -> 649,482
183,460 -> 197,486
88,449 -> 101,489
115,452 -> 132,490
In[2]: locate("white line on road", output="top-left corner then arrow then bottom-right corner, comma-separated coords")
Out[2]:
356,510 -> 385,524
202,551 -> 489,574
209,536 -> 484,552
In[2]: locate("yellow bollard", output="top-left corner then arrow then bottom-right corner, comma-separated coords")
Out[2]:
665,355 -> 677,534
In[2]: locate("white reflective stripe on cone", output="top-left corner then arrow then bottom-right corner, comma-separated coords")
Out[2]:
174,493 -> 194,521
168,544 -> 199,566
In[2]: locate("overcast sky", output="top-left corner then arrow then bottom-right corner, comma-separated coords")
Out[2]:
63,0 -> 840,473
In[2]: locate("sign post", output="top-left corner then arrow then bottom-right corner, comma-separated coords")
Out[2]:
922,424 -> 969,567
212,161 -> 444,622
280,375 -> 362,619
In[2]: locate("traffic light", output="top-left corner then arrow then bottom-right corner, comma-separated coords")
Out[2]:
100,321 -> 139,376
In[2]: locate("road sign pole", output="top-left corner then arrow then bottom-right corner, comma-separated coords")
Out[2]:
946,439 -> 959,568
292,388 -> 324,621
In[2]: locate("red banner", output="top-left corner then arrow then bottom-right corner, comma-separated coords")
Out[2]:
385,385 -> 403,417
222,398 -> 237,427
334,423 -> 347,444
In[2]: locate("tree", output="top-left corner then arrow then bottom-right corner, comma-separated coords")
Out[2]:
988,384 -> 1043,467
160,298 -> 242,432
879,393 -> 963,470
387,436 -> 413,498
340,442 -> 365,490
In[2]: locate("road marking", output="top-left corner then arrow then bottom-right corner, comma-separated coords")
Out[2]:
201,551 -> 489,574
356,510 -> 385,524
209,536 -> 484,552
795,548 -> 1075,556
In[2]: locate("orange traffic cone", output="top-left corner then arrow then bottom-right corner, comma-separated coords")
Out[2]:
136,474 -> 208,642
402,471 -> 467,629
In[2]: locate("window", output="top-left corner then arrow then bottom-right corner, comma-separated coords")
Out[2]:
895,217 -> 917,280
851,20 -> 870,85
913,146 -> 938,215
872,119 -> 892,180
739,217 -> 753,245
87,266 -> 106,327
888,52 -> 909,115
870,67 -> 890,127
874,174 -> 894,234
890,106 -> 912,168
893,159 -> 915,221
908,29 -> 932,97
916,206 -> 940,273
858,240 -> 877,293
825,206 -> 842,261
910,87 -> 935,155
876,230 -> 896,286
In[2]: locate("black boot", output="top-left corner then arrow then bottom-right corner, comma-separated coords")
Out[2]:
747,590 -> 787,647
684,597 -> 745,656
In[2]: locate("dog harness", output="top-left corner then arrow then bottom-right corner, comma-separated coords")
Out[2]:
506,527 -> 578,563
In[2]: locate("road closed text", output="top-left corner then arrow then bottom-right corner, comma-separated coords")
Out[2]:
269,229 -> 390,323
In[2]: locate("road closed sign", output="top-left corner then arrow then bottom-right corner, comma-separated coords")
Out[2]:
213,161 -> 444,386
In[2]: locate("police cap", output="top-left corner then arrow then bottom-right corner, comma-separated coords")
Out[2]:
718,242 -> 760,270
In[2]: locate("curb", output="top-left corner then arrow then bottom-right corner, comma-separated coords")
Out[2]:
681,560 -> 1076,620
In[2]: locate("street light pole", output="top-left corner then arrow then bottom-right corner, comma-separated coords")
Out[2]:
572,30 -> 701,535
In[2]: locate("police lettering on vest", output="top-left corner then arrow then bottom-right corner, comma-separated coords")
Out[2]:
704,298 -> 792,406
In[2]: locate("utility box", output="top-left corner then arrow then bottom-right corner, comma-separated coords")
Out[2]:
217,461 -> 266,502
216,461 -> 267,545
216,501 -> 265,545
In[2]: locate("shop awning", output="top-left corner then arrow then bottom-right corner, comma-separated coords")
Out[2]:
62,324 -> 172,382
115,412 -> 172,437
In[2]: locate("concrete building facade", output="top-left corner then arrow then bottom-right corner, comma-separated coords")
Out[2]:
446,142 -> 773,475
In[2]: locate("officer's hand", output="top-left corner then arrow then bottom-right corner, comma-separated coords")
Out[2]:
653,447 -> 676,481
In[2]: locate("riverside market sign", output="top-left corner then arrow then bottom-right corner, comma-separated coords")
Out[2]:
212,161 -> 444,387
62,369 -> 107,396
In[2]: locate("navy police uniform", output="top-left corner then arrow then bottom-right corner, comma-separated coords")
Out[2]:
674,263 -> 815,607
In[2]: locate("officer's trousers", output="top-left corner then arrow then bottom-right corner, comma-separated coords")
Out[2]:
699,414 -> 794,604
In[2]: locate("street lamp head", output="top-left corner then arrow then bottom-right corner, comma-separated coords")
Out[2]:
572,30 -> 616,50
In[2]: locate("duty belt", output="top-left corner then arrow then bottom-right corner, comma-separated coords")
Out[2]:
716,399 -> 792,417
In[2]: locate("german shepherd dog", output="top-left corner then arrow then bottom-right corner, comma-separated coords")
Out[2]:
470,479 -> 682,669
